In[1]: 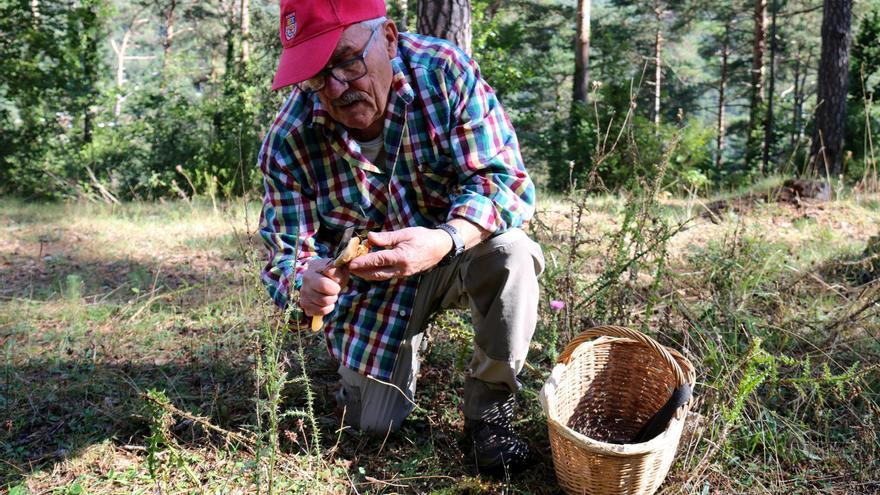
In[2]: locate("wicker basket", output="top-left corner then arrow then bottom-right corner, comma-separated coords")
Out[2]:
540,326 -> 696,495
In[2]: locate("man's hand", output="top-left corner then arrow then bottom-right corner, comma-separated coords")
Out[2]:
299,259 -> 350,317
348,227 -> 452,281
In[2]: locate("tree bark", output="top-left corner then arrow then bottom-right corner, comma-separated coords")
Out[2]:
716,22 -> 730,170
396,0 -> 409,32
81,1 -> 100,144
653,0 -> 663,129
110,16 -> 151,117
224,0 -> 236,78
572,0 -> 591,104
160,0 -> 178,84
763,0 -> 778,172
747,0 -> 767,170
792,51 -> 812,148
810,0 -> 853,177
791,50 -> 801,149
240,0 -> 249,66
417,0 -> 472,56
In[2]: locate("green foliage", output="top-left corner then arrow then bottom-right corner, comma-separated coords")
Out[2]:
0,0 -> 108,198
471,0 -> 576,183
0,0 -> 859,196
0,0 -> 280,200
847,4 -> 880,182
697,232 -> 786,330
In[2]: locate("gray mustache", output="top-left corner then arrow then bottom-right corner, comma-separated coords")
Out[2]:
333,91 -> 367,106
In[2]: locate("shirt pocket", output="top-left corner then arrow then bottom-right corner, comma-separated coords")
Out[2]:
319,168 -> 392,231
408,153 -> 458,212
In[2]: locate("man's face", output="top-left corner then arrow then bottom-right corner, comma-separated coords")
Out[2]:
315,21 -> 397,139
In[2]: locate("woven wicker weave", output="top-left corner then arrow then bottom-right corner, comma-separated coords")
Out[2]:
540,326 -> 696,495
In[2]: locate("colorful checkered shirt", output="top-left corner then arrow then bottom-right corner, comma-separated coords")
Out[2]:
258,33 -> 535,380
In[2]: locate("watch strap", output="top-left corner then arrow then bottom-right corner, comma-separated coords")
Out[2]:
435,223 -> 464,265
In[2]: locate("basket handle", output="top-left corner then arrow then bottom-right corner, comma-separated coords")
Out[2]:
556,325 -> 689,388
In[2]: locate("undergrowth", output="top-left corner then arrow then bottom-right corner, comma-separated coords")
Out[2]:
1,108 -> 879,492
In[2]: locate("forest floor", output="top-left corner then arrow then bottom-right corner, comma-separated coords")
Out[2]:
2,184 -> 879,494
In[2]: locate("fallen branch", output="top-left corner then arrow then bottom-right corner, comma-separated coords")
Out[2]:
142,392 -> 257,453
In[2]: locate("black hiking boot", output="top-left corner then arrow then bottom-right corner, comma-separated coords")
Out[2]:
461,417 -> 533,476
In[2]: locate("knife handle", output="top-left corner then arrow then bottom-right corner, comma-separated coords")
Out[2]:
310,315 -> 323,332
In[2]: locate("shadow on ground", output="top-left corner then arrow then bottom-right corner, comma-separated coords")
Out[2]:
0,357 -> 255,485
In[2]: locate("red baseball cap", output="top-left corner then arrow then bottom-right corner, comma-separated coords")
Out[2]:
272,0 -> 387,91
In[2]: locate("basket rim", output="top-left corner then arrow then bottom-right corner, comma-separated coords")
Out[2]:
557,326 -> 694,387
540,355 -> 692,456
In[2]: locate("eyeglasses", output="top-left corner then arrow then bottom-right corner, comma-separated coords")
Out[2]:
298,25 -> 381,94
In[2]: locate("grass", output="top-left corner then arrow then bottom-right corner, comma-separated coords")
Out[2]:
1,191 -> 879,494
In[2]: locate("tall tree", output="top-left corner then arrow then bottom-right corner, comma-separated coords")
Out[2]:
762,0 -> 778,172
395,0 -> 409,32
747,0 -> 768,172
716,20 -> 732,169
240,0 -> 250,65
572,0 -> 591,104
159,0 -> 178,80
810,0 -> 853,177
652,0 -> 664,128
109,8 -> 152,117
417,0 -> 472,56
70,0 -> 103,144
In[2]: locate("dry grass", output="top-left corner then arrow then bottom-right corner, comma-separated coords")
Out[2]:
1,192 -> 879,494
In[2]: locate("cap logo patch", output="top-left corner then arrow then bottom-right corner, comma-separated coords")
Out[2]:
284,12 -> 297,41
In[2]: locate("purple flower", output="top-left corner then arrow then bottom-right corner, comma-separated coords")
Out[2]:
550,300 -> 565,311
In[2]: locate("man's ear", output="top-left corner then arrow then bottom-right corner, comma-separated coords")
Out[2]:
383,20 -> 398,59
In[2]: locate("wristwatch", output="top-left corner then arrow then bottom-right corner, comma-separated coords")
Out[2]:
435,223 -> 465,266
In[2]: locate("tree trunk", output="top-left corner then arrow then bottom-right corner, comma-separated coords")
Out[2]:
572,0 -> 591,104
810,0 -> 853,177
417,0 -> 472,56
716,22 -> 730,170
81,1 -> 99,144
486,0 -> 502,20
653,0 -> 662,129
224,0 -> 237,78
396,0 -> 409,31
112,28 -> 132,118
160,0 -> 178,84
747,0 -> 767,170
240,0 -> 249,65
111,15 -> 150,118
763,0 -> 778,172
790,50 -> 801,150
792,51 -> 811,148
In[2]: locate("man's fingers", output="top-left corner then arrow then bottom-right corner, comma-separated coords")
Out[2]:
323,265 -> 350,286
348,249 -> 399,271
313,294 -> 338,307
367,229 -> 410,247
350,267 -> 398,281
303,303 -> 336,317
312,277 -> 342,295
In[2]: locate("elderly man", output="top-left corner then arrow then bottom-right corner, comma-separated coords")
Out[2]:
258,0 -> 544,473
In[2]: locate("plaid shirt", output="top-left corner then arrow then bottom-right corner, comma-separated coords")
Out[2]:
258,33 -> 535,380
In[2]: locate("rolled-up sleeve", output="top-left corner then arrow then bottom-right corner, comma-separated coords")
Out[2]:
258,144 -> 327,311
444,56 -> 535,233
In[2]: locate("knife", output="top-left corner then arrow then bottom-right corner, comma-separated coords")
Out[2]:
310,226 -> 355,332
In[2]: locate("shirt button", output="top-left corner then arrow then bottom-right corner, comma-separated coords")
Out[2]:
399,310 -> 407,317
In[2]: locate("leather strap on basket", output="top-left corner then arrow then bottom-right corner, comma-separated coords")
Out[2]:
557,325 -> 689,389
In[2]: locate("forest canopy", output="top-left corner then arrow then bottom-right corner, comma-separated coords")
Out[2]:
1,0 -> 878,200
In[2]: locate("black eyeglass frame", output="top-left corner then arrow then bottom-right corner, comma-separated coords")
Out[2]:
297,24 -> 382,94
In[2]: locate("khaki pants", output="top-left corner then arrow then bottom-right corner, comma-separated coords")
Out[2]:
336,228 -> 545,435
